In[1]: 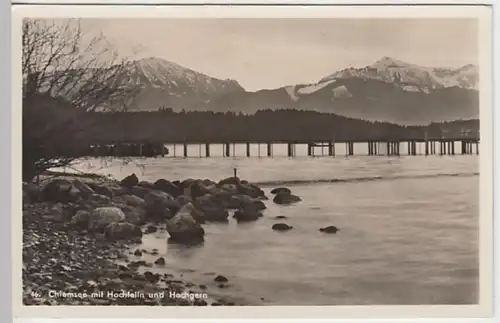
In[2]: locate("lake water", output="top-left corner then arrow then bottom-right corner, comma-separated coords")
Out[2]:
70,143 -> 480,305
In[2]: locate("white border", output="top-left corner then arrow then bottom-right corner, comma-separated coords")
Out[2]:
10,3 -> 494,320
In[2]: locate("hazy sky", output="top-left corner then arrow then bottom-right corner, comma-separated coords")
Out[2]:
81,18 -> 479,91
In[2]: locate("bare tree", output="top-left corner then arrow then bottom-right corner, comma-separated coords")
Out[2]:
22,18 -> 140,182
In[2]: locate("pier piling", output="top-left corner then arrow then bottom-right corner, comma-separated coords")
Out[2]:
205,143 -> 210,157
267,142 -> 273,157
328,142 -> 335,156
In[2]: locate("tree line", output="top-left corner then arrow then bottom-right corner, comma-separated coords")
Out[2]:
78,108 -> 480,144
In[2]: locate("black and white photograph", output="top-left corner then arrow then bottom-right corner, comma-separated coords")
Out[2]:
15,4 -> 493,317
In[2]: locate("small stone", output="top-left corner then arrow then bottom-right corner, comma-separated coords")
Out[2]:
199,284 -> 207,290
154,257 -> 165,266
133,250 -> 142,257
194,299 -> 208,306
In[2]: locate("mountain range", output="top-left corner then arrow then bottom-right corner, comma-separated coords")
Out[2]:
51,56 -> 482,126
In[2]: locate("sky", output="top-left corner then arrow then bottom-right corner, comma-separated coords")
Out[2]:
79,18 -> 479,91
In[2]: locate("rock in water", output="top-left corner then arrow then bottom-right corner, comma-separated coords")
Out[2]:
319,226 -> 339,234
166,203 -> 205,244
273,192 -> 302,205
200,207 -> 229,222
233,204 -> 262,222
239,183 -> 267,199
104,222 -> 142,241
88,207 -> 126,232
272,223 -> 293,231
270,187 -> 292,195
120,173 -> 139,188
214,275 -> 229,282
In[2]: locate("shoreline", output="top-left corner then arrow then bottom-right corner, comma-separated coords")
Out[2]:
22,171 -> 295,306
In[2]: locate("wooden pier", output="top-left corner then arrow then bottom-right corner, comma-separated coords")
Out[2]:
159,137 -> 479,158
73,136 -> 479,159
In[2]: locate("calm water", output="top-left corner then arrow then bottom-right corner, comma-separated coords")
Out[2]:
70,143 -> 480,305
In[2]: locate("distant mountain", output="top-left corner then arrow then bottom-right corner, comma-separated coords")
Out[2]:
204,57 -> 479,125
320,56 -> 479,91
119,57 -> 245,111
33,56 -> 479,125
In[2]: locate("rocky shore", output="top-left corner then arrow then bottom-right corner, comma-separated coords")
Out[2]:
22,172 -> 314,306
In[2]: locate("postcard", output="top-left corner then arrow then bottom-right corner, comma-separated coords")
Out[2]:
12,3 -> 493,319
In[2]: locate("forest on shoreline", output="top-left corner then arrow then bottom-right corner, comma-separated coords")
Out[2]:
73,109 -> 480,144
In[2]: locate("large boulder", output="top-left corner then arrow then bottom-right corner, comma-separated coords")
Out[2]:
187,181 -> 213,200
84,194 -> 113,208
179,178 -> 196,190
176,195 -> 193,206
118,204 -> 148,225
23,182 -> 41,204
138,181 -> 155,189
228,195 -> 267,211
220,184 -> 238,195
69,210 -> 91,230
194,194 -> 220,210
239,183 -> 267,199
144,190 -> 180,221
153,179 -> 182,197
104,222 -> 142,241
200,207 -> 229,222
88,207 -> 126,232
86,183 -> 114,199
218,177 -> 241,186
166,203 -> 205,244
41,179 -> 77,203
39,202 -> 75,222
233,204 -> 262,222
273,192 -> 302,205
120,173 -> 139,188
71,180 -> 95,198
119,194 -> 146,208
130,185 -> 152,199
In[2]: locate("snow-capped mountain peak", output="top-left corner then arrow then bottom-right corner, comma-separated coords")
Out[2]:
116,56 -> 244,111
320,56 -> 478,91
370,56 -> 412,69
